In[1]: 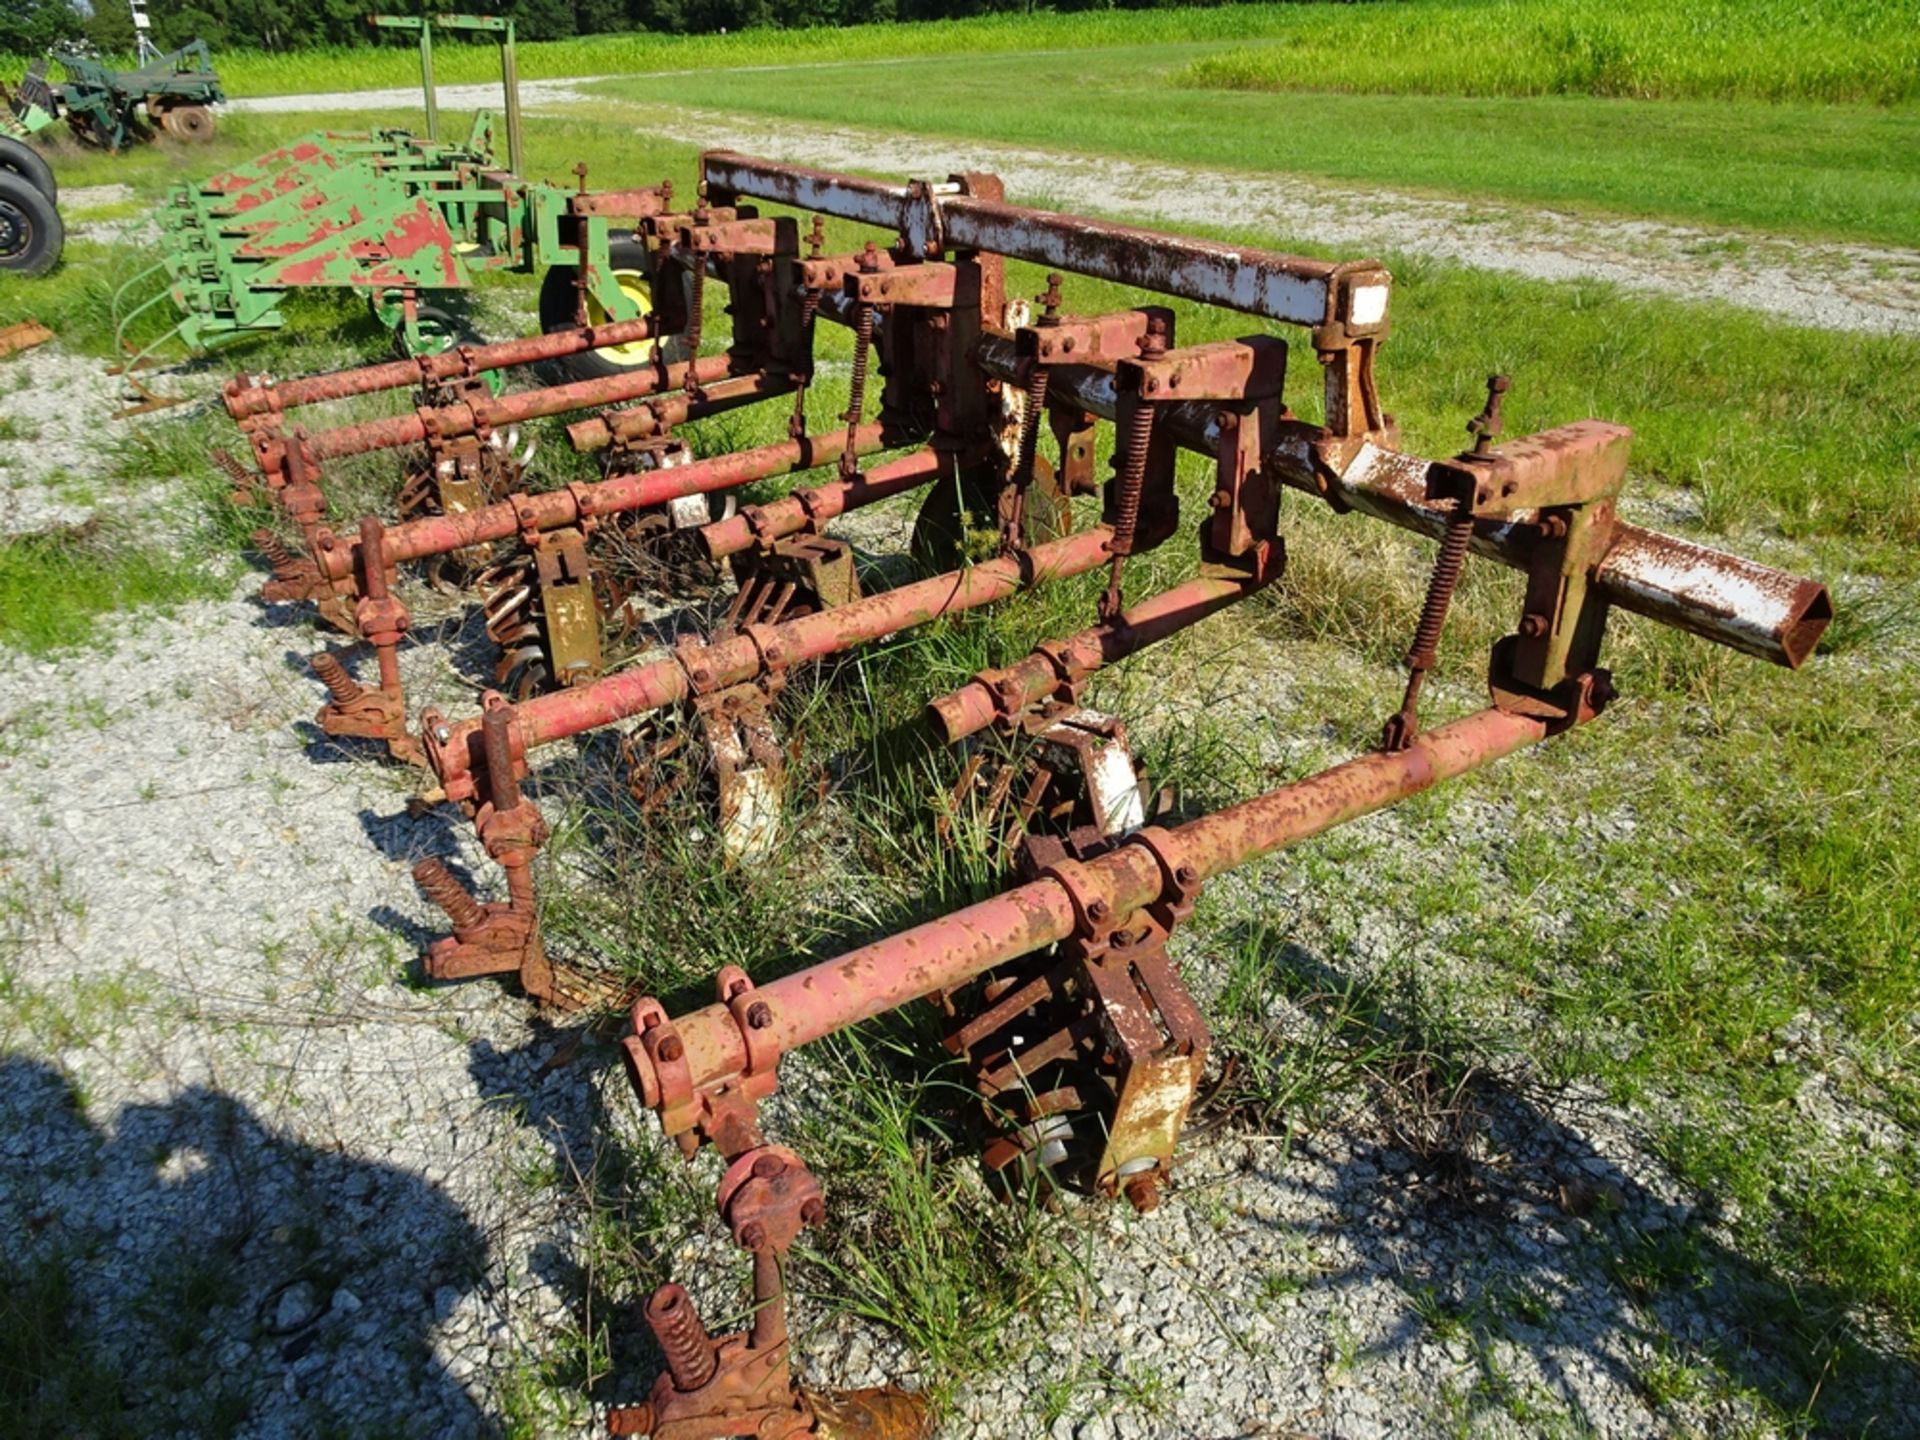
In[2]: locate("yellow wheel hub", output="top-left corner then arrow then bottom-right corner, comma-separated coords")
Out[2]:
589,269 -> 657,364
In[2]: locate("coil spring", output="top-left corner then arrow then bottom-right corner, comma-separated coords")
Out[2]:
1099,401 -> 1156,619
840,300 -> 875,477
253,529 -> 306,584
1004,364 -> 1051,549
310,652 -> 363,705
647,1285 -> 718,1391
211,446 -> 257,499
684,262 -> 707,375
413,856 -> 486,932
789,287 -> 822,437
1407,505 -> 1475,671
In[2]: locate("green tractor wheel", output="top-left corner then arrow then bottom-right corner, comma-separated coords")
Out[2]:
0,136 -> 55,204
0,171 -> 62,276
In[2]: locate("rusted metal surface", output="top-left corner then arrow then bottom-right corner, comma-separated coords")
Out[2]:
699,449 -> 946,562
568,372 -> 802,453
200,154 -> 1836,1433
424,525 -> 1118,802
703,151 -> 1389,334
620,706 -> 1552,1141
223,317 -> 656,422
299,353 -> 739,464
970,335 -> 1830,668
928,557 -> 1284,744
0,319 -> 53,359
311,425 -> 893,580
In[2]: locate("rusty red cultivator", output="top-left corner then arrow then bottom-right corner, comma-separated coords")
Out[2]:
226,151 -> 1831,1438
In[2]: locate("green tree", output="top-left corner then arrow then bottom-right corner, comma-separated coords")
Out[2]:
2,0 -> 84,55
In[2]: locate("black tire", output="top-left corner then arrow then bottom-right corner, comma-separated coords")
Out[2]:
0,136 -> 55,204
538,233 -> 691,382
0,172 -> 62,277
390,302 -> 483,359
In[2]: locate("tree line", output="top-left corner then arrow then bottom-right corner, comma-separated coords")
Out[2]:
6,0 -> 1206,55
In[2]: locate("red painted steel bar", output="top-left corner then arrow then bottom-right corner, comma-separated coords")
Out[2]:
928,557 -> 1283,744
563,370 -> 792,454
698,448 -> 947,560
426,526 -> 1118,799
305,353 -> 739,462
315,424 -> 893,578
970,336 -> 1830,670
624,706 -> 1551,1110
223,318 -> 659,422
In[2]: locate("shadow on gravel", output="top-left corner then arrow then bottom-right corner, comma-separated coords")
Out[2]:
0,1055 -> 493,1438
1208,926 -> 1919,1438
464,1025 -> 698,1413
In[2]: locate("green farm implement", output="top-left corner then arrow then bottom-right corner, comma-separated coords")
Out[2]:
2,39 -> 224,151
113,14 -> 679,411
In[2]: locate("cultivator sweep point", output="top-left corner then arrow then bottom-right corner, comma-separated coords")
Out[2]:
220,149 -> 1831,1436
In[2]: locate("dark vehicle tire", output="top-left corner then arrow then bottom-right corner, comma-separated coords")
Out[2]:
0,172 -> 62,276
0,136 -> 55,204
166,105 -> 217,142
390,302 -> 483,358
538,233 -> 691,382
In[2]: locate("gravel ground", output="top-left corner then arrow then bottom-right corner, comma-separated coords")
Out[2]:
3,192 -> 1913,1438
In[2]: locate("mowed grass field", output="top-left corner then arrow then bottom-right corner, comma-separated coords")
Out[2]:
0,3 -> 1916,1432
7,0 -> 1915,243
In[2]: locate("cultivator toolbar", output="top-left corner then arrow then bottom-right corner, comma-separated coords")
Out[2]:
213,149 -> 1830,1438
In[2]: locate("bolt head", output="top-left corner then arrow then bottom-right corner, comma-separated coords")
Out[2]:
1087,898 -> 1111,923
747,1001 -> 774,1030
739,1222 -> 766,1249
656,1035 -> 684,1063
1519,613 -> 1550,639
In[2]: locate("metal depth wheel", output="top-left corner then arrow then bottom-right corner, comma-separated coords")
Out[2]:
0,171 -> 62,277
165,105 -> 216,142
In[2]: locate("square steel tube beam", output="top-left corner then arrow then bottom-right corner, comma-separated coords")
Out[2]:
971,336 -> 1829,670
700,152 -> 1382,332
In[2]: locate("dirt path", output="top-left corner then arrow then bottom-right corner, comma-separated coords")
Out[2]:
230,81 -> 1920,336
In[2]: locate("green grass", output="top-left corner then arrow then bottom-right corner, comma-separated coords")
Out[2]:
10,1 -> 1912,105
598,48 -> 1919,246
1177,0 -> 1920,106
0,526 -> 229,655
16,8 -> 1918,245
